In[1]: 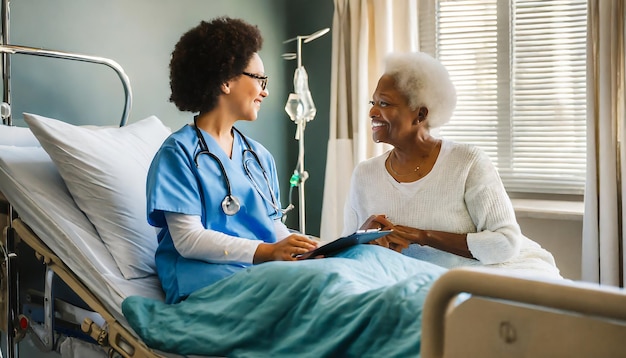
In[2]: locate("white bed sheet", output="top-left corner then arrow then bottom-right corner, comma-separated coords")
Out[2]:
0,144 -> 165,327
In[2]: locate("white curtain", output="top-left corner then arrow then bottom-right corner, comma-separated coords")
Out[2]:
319,0 -> 421,241
582,0 -> 626,286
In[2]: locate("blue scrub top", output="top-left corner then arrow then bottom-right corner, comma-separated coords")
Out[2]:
146,124 -> 283,303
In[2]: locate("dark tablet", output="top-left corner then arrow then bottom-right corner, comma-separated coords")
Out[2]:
296,229 -> 393,260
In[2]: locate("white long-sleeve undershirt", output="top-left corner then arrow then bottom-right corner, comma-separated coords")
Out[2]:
164,212 -> 291,264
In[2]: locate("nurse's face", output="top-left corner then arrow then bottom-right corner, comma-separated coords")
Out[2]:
229,53 -> 269,122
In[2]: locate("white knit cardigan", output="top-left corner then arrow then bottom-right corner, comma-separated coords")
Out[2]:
343,139 -> 562,279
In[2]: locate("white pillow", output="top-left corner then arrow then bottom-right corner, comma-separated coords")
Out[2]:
24,113 -> 171,279
0,124 -> 41,147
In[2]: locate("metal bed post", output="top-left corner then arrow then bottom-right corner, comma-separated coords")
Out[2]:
1,0 -> 9,126
0,1 -> 18,357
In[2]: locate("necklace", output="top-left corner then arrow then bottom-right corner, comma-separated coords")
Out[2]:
387,140 -> 440,176
387,156 -> 418,176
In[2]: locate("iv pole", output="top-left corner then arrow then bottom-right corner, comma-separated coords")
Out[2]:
282,27 -> 329,234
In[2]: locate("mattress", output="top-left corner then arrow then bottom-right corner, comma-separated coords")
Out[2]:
0,144 -> 165,327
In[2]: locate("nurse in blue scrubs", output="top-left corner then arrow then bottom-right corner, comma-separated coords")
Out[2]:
147,17 -> 318,304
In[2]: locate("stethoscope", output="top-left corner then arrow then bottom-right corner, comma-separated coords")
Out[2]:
192,116 -> 292,216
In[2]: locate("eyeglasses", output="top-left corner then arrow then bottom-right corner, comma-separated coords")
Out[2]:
242,72 -> 268,91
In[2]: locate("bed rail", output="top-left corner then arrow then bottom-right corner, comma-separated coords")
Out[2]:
421,267 -> 626,358
0,44 -> 133,127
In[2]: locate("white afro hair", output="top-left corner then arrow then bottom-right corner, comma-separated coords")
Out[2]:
384,52 -> 456,129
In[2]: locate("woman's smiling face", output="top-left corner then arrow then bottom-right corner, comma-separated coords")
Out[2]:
227,53 -> 269,122
369,74 -> 420,145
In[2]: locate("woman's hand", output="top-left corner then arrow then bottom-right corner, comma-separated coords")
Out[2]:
384,225 -> 425,252
359,214 -> 412,253
358,216 -> 473,258
359,214 -> 392,231
391,225 -> 474,259
254,234 -> 319,263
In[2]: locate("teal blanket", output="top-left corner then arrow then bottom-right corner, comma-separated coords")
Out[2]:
122,245 -> 446,357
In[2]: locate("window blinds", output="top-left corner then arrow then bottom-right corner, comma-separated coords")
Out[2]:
433,0 -> 587,194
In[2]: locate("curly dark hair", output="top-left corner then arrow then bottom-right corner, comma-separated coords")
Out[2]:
169,17 -> 263,113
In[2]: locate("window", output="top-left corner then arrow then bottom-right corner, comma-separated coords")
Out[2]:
420,0 -> 588,195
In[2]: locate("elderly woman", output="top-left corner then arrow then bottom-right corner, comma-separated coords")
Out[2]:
342,51 -> 561,279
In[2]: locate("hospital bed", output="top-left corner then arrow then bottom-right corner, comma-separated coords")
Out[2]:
3,111 -> 626,358
3,131 -> 626,358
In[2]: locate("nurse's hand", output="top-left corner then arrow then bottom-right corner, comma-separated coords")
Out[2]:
253,234 -> 318,263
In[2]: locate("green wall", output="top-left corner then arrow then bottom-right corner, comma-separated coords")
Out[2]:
5,0 -> 333,235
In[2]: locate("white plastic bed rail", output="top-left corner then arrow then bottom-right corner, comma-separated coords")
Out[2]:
421,267 -> 626,358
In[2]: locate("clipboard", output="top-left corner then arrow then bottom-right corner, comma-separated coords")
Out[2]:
296,229 -> 393,260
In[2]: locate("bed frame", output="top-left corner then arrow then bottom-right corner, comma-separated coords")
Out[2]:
6,218 -> 162,358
